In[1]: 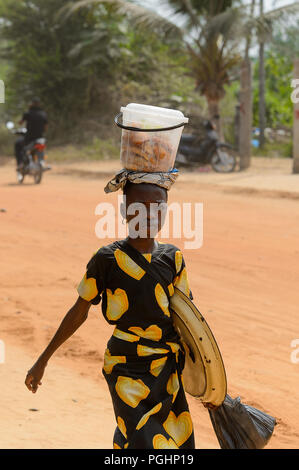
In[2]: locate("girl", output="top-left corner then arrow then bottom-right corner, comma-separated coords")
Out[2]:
25,169 -> 210,449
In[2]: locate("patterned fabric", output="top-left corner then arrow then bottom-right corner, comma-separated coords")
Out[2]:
77,239 -> 195,449
104,168 -> 179,193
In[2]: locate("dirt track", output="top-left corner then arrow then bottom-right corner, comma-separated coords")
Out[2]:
1,159 -> 299,449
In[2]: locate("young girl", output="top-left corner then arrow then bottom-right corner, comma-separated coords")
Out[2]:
25,169 -> 209,449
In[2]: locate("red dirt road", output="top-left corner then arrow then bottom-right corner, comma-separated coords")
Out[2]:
1,161 -> 299,449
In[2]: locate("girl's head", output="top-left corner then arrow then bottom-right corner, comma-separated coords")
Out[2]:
122,182 -> 168,239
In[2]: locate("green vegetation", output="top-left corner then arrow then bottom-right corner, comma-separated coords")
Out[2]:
48,139 -> 120,163
253,45 -> 296,129
252,140 -> 293,159
0,0 -> 298,162
0,0 -> 200,144
0,123 -> 15,156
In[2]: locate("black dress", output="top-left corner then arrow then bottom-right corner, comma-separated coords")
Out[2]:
77,239 -> 195,449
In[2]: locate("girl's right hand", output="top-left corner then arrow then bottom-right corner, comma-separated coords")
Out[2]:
24,297 -> 91,394
25,361 -> 46,393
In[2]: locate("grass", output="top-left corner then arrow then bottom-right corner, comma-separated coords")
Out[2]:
0,124 -> 120,164
0,126 -> 15,156
48,142 -> 118,164
44,137 -> 120,163
0,121 -> 293,164
49,137 -> 293,164
251,140 -> 292,159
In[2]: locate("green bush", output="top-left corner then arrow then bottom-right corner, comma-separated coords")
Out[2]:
0,124 -> 15,156
251,140 -> 293,158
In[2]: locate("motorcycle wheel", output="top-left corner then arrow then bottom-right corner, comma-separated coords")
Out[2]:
175,153 -> 185,168
211,145 -> 237,173
16,171 -> 24,184
175,153 -> 194,169
34,164 -> 43,184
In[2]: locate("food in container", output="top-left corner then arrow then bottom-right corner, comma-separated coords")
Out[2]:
118,104 -> 189,172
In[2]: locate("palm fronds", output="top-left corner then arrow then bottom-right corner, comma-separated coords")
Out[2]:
59,0 -> 183,36
264,1 -> 299,22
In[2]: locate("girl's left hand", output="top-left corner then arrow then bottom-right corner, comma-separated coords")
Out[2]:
202,402 -> 219,410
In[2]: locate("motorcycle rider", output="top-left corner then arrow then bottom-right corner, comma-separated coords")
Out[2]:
15,97 -> 48,169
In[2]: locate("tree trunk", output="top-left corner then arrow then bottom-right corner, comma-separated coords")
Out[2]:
239,58 -> 252,170
293,59 -> 299,174
207,98 -> 223,140
258,0 -> 266,149
238,0 -> 255,171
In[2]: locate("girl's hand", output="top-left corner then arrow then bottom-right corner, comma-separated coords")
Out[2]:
24,296 -> 91,394
25,361 -> 46,393
202,401 -> 219,411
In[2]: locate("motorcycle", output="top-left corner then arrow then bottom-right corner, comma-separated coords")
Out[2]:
6,121 -> 51,184
175,119 -> 238,173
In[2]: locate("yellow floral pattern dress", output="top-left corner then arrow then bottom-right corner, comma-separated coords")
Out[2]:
77,239 -> 195,449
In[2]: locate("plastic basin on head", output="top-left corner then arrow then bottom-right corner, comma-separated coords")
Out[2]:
119,103 -> 189,172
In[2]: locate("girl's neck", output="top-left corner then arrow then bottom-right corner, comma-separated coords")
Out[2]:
126,237 -> 158,254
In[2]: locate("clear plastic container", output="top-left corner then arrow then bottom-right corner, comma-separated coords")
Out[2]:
119,103 -> 189,172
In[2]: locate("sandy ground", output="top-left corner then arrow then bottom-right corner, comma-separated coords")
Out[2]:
1,157 -> 299,449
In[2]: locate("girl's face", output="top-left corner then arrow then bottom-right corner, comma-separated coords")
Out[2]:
124,183 -> 168,239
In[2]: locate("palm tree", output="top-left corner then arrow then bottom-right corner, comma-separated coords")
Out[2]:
165,0 -> 299,150
162,1 -> 243,135
63,0 -> 299,160
238,0 -> 255,170
62,0 -> 244,138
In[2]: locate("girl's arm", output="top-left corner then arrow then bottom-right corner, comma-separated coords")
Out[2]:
25,296 -> 91,394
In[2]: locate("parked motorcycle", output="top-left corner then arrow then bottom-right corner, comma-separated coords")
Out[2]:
6,121 -> 51,184
175,119 -> 238,172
